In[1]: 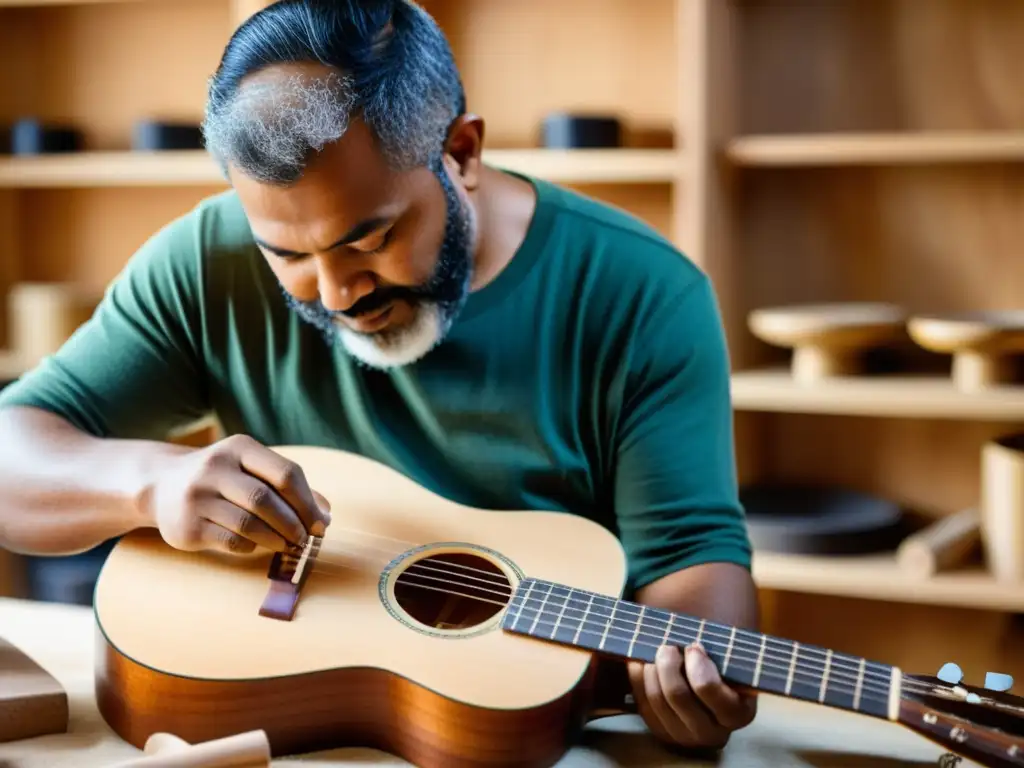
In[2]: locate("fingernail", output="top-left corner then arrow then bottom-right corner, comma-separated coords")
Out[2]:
310,520 -> 325,537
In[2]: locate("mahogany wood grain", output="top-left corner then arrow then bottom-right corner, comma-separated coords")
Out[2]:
95,629 -> 599,767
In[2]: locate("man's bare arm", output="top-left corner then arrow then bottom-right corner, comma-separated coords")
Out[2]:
635,561 -> 760,633
0,406 -> 185,556
0,406 -> 330,558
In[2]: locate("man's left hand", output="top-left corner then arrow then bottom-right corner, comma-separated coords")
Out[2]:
628,642 -> 757,751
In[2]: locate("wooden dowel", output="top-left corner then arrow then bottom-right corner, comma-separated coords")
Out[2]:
896,508 -> 980,578
108,730 -> 271,768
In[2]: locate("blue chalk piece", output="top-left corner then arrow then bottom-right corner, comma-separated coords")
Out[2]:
984,672 -> 1014,692
937,662 -> 963,684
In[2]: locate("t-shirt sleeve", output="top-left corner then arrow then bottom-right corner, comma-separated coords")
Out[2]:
0,216 -> 210,440
614,270 -> 752,593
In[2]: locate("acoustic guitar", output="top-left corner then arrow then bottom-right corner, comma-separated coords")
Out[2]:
92,445 -> 1024,768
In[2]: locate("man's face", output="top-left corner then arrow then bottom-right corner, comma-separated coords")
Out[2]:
230,117 -> 477,369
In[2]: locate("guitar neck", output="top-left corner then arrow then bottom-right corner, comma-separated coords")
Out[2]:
501,577 -> 899,721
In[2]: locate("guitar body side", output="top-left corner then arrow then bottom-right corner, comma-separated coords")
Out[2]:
95,629 -> 599,767
93,446 -> 631,768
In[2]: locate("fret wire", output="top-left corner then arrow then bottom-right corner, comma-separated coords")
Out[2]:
854,657 -> 866,711
753,634 -> 767,688
515,584 -> 893,687
785,642 -> 798,695
628,605 -> 646,657
527,582 -> 554,635
548,586 -> 570,641
512,581 -> 535,633
598,598 -> 618,651
722,626 -> 737,674
571,593 -> 594,645
819,649 -> 833,703
509,601 -> 891,704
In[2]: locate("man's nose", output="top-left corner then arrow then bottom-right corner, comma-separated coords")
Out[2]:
317,260 -> 376,312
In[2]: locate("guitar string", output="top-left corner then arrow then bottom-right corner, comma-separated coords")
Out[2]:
305,545 -> 923,694
303,552 -> 991,705
286,529 -> 1006,706
303,558 -> 969,706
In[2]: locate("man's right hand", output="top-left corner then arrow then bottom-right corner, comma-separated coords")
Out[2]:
138,433 -> 332,555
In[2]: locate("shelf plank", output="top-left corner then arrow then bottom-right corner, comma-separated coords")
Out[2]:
752,551 -> 1024,613
731,368 -> 1024,421
726,131 -> 1024,167
0,149 -> 679,188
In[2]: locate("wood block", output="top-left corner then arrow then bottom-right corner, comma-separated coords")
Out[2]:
0,635 -> 68,743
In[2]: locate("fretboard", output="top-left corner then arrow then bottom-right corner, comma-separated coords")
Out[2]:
501,577 -> 895,720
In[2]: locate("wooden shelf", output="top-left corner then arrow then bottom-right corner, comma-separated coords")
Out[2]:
731,368 -> 1024,421
0,148 -> 679,188
725,131 -> 1024,167
753,551 -> 1024,613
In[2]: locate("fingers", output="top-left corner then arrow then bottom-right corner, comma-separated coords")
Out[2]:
233,437 -> 332,536
631,643 -> 757,752
652,646 -> 726,746
627,661 -> 675,745
201,499 -> 292,553
195,518 -> 258,555
682,643 -> 758,731
218,469 -> 308,549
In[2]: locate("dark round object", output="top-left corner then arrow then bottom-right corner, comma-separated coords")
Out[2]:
6,119 -> 82,155
132,121 -> 204,151
740,484 -> 908,555
541,113 -> 621,149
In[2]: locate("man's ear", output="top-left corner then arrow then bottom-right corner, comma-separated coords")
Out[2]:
444,114 -> 485,190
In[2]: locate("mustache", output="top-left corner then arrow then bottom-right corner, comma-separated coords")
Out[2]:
339,284 -> 430,318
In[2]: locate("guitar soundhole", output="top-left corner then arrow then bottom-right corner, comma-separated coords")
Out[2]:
393,552 -> 511,631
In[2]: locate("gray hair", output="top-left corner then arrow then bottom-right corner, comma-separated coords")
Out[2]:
201,0 -> 466,185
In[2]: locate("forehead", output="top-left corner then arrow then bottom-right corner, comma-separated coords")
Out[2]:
230,118 -> 413,234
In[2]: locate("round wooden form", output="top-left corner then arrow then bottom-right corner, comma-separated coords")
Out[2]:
907,311 -> 1024,391
747,303 -> 907,384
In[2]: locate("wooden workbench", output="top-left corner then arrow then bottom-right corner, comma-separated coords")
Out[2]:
0,596 -> 974,767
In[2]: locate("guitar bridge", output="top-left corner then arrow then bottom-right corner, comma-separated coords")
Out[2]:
258,535 -> 322,621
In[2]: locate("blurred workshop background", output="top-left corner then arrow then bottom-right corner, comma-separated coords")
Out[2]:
0,0 -> 1022,694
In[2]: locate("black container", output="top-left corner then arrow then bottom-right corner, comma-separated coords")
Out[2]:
3,119 -> 83,155
541,113 -> 622,149
132,120 -> 204,151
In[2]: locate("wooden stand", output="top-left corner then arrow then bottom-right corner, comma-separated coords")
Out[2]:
908,312 -> 1024,391
747,303 -> 907,384
0,635 -> 68,743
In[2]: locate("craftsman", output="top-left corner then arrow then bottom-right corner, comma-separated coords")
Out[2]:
0,0 -> 757,755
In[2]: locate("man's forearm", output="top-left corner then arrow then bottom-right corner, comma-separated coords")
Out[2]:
635,561 -> 761,636
0,406 -> 184,556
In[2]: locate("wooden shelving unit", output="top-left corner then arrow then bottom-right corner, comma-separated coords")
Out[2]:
700,0 -> 1024,683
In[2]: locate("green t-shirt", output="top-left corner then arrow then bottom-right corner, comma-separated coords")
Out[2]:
0,173 -> 751,593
